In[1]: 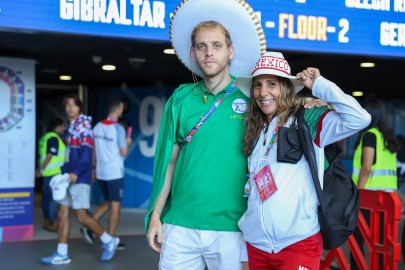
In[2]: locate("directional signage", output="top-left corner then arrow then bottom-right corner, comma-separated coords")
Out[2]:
0,1 -> 404,56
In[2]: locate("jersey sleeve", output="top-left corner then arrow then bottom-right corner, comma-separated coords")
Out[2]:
304,106 -> 332,146
46,137 -> 59,155
362,132 -> 376,149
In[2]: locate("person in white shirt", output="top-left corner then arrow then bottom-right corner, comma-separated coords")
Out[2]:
81,98 -> 131,250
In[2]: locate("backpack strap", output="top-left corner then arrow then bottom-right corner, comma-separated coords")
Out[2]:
296,109 -> 327,216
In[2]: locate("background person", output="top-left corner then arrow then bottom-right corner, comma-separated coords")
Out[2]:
37,117 -> 66,232
81,98 -> 131,251
236,51 -> 370,270
351,98 -> 401,270
145,0 -> 266,269
41,94 -> 119,265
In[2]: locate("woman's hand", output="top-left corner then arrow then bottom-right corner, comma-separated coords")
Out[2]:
297,67 -> 321,90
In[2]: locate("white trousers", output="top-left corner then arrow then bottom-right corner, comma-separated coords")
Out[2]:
159,224 -> 244,270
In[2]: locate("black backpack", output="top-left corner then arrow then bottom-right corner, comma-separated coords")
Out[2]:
297,109 -> 360,250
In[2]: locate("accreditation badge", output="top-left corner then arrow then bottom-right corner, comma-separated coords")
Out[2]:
253,164 -> 277,202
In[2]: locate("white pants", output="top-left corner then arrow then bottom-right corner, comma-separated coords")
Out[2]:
159,224 -> 244,270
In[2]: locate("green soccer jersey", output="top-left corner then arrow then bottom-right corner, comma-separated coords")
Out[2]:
146,78 -> 249,232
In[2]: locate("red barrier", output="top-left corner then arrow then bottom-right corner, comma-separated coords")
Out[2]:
320,190 -> 402,270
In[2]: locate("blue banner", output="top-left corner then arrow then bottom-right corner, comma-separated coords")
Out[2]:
0,188 -> 34,227
0,0 -> 404,57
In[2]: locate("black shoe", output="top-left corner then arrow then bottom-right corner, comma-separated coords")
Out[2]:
80,227 -> 94,245
117,243 -> 126,250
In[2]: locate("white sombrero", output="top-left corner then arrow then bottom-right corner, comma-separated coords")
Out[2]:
170,0 -> 266,78
235,51 -> 304,97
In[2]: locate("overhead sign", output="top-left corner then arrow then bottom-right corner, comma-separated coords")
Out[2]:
257,0 -> 405,57
0,0 -> 404,56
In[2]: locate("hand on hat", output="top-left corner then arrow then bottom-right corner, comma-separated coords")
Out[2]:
297,68 -> 320,90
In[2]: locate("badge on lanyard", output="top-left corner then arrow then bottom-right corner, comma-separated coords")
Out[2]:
253,164 -> 277,202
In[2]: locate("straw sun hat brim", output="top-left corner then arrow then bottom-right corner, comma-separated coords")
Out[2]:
170,0 -> 266,78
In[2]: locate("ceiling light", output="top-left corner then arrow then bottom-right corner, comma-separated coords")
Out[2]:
360,62 -> 375,68
59,75 -> 72,81
102,65 -> 116,71
352,91 -> 364,97
164,49 -> 175,54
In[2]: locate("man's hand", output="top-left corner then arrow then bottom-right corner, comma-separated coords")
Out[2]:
92,169 -> 97,182
302,98 -> 329,109
146,215 -> 163,253
126,136 -> 132,146
242,261 -> 250,270
35,168 -> 42,178
69,173 -> 78,183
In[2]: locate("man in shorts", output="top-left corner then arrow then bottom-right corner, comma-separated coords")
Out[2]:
41,94 -> 119,264
81,98 -> 131,250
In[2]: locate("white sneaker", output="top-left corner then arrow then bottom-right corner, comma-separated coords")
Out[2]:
41,252 -> 71,265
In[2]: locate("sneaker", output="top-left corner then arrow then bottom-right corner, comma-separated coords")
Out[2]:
117,242 -> 126,250
99,242 -> 125,250
101,237 -> 120,262
41,252 -> 71,265
80,227 -> 94,245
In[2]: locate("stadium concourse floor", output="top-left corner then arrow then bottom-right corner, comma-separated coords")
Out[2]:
0,194 -> 404,270
0,193 -> 159,270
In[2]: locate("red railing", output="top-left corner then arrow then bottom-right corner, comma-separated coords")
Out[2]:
320,190 -> 402,270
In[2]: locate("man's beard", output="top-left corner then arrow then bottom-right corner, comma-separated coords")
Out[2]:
201,59 -> 229,78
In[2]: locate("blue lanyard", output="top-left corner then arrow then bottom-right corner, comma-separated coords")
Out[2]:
183,82 -> 236,143
261,125 -> 279,162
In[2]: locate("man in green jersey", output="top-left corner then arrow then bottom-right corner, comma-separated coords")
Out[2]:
145,0 -> 266,269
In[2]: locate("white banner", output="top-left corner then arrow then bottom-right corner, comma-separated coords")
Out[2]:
0,57 -> 36,188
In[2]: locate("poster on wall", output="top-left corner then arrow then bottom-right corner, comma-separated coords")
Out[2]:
0,57 -> 36,242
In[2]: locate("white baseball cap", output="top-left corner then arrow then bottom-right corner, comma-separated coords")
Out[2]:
50,173 -> 70,201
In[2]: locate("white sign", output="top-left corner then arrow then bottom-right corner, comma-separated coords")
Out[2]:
0,57 -> 36,188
